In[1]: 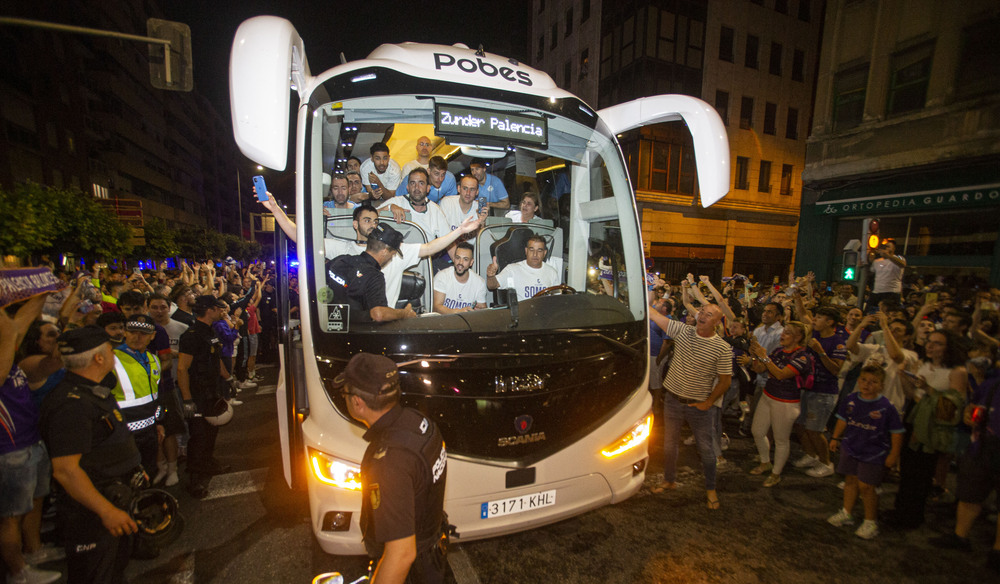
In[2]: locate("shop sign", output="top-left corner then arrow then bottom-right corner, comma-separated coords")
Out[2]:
816,183 -> 1000,216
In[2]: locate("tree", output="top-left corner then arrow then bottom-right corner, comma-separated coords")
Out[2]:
141,217 -> 181,259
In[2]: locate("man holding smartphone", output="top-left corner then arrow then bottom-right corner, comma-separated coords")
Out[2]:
867,239 -> 906,314
360,142 -> 402,201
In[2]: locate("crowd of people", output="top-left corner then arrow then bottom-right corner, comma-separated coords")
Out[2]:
1,259 -> 281,583
645,251 -> 1000,572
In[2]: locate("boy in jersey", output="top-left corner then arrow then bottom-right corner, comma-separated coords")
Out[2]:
827,365 -> 904,540
485,235 -> 559,302
433,243 -> 487,314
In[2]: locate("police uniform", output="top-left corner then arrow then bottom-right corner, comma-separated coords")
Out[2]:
361,405 -> 448,584
327,252 -> 389,322
177,314 -> 225,494
40,366 -> 142,584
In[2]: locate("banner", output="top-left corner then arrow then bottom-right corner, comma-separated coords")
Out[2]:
0,268 -> 68,308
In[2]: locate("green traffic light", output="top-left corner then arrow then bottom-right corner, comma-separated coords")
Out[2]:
843,267 -> 855,280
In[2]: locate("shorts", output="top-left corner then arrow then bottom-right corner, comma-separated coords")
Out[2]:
796,391 -> 838,432
247,333 -> 259,358
836,453 -> 886,486
955,436 -> 1000,504
0,441 -> 51,516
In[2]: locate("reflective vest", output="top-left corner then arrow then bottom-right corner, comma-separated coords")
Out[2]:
112,349 -> 161,432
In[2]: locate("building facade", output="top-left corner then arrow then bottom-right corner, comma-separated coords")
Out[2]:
0,0 -> 242,240
798,0 -> 1000,287
533,0 -> 823,284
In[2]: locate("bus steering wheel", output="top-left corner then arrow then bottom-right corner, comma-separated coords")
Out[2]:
531,284 -> 577,298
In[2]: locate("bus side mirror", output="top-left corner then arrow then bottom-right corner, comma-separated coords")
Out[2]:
229,16 -> 311,171
147,18 -> 193,92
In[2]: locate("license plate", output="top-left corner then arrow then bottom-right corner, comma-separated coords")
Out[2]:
480,489 -> 556,519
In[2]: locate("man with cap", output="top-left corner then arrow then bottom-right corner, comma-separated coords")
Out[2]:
110,315 -> 162,474
176,295 -> 230,499
335,353 -> 447,584
39,327 -> 142,584
327,224 -> 419,323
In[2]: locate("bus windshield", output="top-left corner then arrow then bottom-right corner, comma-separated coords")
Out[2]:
305,92 -> 646,341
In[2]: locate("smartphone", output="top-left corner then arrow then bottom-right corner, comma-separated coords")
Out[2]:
478,197 -> 487,213
253,175 -> 268,202
133,267 -> 142,276
926,292 -> 939,303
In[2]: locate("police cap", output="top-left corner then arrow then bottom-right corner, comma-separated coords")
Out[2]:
58,326 -> 111,355
369,223 -> 403,256
193,295 -> 227,312
125,314 -> 157,333
332,353 -> 400,398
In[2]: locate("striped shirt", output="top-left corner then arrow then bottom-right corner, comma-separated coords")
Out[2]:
661,319 -> 733,400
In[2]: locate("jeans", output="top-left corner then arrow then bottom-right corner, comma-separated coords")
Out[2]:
662,392 -> 718,490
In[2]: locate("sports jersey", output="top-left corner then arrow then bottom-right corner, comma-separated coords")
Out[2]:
433,267 -> 487,310
378,196 -> 450,240
396,171 -> 457,203
359,158 -> 402,191
495,260 -> 559,302
808,330 -> 848,394
762,347 -> 810,403
438,195 -> 479,231
477,174 -> 508,203
836,392 -> 905,463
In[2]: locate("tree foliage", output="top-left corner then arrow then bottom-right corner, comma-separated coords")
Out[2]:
0,182 -> 132,260
141,217 -> 180,258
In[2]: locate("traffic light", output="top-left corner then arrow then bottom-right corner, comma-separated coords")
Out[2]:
860,217 -> 880,264
842,242 -> 859,280
843,265 -> 856,280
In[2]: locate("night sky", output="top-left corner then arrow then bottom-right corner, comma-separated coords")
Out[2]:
163,0 -> 530,119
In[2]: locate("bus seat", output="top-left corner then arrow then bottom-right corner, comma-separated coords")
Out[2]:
484,216 -> 513,227
396,271 -> 425,311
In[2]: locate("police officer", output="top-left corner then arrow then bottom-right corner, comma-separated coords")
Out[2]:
327,223 -> 417,323
176,295 -> 229,499
334,353 -> 447,584
39,327 -> 142,584
111,314 -> 162,473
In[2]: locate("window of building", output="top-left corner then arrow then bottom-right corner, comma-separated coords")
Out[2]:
621,15 -> 636,67
798,0 -> 811,22
550,23 -> 558,49
740,96 -> 754,130
633,138 -> 698,195
579,48 -> 589,79
769,42 -> 783,76
582,0 -> 591,23
955,17 -> 1000,98
538,0 -> 545,13
565,8 -> 573,37
735,156 -> 750,190
745,35 -> 759,69
715,90 -> 730,125
833,64 -> 868,131
686,17 -> 705,68
758,160 -> 772,193
774,0 -> 788,14
785,107 -> 799,139
719,26 -> 734,62
537,35 -> 544,61
564,61 -> 572,89
792,49 -> 805,82
886,42 -> 934,116
657,10 -> 677,62
780,164 -> 793,196
763,102 -> 777,134
600,33 -> 613,80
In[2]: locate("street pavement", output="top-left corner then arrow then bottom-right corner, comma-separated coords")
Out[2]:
32,371 -> 993,583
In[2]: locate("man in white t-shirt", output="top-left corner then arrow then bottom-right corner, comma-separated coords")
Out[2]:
379,168 -> 451,241
359,142 -> 402,200
486,235 -> 559,301
439,175 -> 482,233
400,135 -> 433,178
433,243 -> 487,313
845,311 -> 917,414
867,238 -> 906,313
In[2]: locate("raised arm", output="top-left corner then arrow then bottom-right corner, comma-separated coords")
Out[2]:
418,211 -> 486,258
700,276 -> 737,322
258,191 -> 297,243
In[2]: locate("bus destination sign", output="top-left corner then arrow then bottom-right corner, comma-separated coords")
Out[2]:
435,104 -> 547,147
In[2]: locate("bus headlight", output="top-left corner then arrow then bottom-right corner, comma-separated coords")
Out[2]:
600,414 -> 652,458
308,447 -> 362,490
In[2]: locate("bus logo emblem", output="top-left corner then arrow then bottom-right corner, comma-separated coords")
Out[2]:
514,415 -> 533,435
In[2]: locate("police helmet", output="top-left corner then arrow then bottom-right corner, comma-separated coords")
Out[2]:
202,398 -> 234,426
130,489 -> 184,547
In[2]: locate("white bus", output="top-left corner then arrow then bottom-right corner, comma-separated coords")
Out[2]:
229,16 -> 729,555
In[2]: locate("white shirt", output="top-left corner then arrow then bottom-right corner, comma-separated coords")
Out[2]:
433,267 -> 488,311
439,195 -> 478,231
495,260 -> 559,302
852,343 -> 917,415
359,158 -> 403,191
400,159 -> 428,178
378,196 -> 450,240
871,255 -> 904,294
324,238 -> 421,308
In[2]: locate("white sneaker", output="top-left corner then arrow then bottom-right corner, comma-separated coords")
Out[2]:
792,454 -> 819,469
837,480 -> 845,490
683,435 -> 696,446
720,433 -> 730,451
228,398 -> 243,406
855,520 -> 879,540
7,565 -> 61,584
165,471 -> 179,487
806,462 -> 835,478
152,465 -> 168,485
827,509 -> 854,527
239,379 -> 258,389
23,544 -> 65,565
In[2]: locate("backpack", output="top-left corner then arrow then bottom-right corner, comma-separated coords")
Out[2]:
794,349 -> 815,390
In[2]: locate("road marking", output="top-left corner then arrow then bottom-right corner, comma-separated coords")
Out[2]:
204,468 -> 269,501
256,384 -> 278,395
448,545 -> 481,584
168,552 -> 195,584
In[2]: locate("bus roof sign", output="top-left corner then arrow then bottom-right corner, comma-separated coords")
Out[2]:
435,104 -> 547,148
